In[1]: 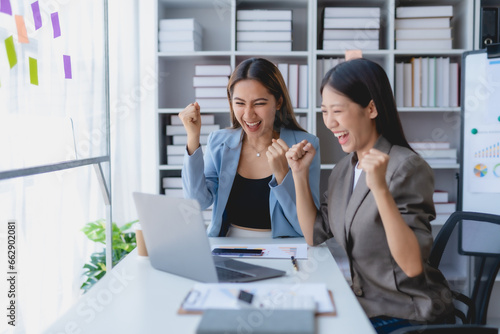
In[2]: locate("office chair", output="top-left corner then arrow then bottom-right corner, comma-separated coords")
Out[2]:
389,324 -> 498,334
430,211 -> 500,325
390,212 -> 500,334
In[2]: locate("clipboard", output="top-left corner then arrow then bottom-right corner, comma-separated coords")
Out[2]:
177,284 -> 337,317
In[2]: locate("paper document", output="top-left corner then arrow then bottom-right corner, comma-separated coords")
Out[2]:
210,244 -> 308,259
181,283 -> 335,314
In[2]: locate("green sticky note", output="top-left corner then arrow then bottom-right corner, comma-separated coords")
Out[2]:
29,57 -> 38,85
5,36 -> 17,68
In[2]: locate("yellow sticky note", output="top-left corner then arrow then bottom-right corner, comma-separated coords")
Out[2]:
15,15 -> 29,44
29,57 -> 38,85
5,36 -> 17,68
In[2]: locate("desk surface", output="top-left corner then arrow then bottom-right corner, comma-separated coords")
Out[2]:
44,237 -> 375,334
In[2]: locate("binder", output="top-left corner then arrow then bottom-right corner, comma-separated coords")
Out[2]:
481,7 -> 499,48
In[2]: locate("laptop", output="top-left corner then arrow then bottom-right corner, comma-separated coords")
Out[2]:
132,192 -> 286,283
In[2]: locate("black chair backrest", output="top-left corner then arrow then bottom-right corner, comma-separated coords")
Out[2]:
430,211 -> 500,325
390,324 -> 499,334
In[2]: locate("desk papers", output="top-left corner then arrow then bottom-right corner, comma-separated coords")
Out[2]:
180,283 -> 335,315
210,243 -> 308,259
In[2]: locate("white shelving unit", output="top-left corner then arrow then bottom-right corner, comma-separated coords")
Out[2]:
146,0 -> 500,324
152,4 -> 476,188
154,0 -> 472,189
153,0 -> 475,214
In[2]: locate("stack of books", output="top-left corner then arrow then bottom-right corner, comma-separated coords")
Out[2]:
316,57 -> 345,104
395,57 -> 459,108
395,5 -> 453,50
322,7 -> 380,50
162,177 -> 184,198
166,114 -> 216,165
317,57 -> 346,79
432,190 -> 456,222
236,10 -> 292,52
162,177 -> 213,225
276,63 -> 308,108
295,115 -> 308,129
409,142 -> 457,166
158,18 -> 202,52
194,65 -> 231,109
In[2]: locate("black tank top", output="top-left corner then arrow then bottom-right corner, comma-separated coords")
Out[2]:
223,173 -> 272,230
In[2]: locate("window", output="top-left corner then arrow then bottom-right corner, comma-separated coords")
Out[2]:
0,1 -> 111,331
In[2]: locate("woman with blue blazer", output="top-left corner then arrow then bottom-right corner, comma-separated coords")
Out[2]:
179,58 -> 320,238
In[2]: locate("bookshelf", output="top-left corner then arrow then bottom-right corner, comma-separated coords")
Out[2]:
151,0 -> 482,289
153,0 -> 479,202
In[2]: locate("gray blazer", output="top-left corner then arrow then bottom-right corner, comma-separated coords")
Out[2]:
313,136 -> 454,322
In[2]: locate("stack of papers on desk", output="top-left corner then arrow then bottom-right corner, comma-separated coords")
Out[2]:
210,244 -> 308,259
180,283 -> 335,315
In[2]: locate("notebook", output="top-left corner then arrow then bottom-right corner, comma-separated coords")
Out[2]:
132,192 -> 286,283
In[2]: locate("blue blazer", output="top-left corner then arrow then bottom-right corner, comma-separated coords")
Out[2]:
182,127 -> 320,238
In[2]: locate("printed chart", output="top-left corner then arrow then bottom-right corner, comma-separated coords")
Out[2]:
467,129 -> 500,193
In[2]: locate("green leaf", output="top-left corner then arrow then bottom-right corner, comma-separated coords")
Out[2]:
120,220 -> 138,232
81,219 -> 107,244
81,219 -> 139,292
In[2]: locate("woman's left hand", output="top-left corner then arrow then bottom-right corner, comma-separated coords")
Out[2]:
266,138 -> 290,185
359,148 -> 390,193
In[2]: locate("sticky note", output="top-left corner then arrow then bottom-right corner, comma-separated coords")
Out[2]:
345,50 -> 363,61
29,57 -> 38,85
51,12 -> 61,38
15,16 -> 29,44
5,36 -> 17,68
0,0 -> 12,15
63,55 -> 72,79
31,1 -> 42,30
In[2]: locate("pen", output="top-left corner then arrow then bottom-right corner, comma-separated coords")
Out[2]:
291,256 -> 299,271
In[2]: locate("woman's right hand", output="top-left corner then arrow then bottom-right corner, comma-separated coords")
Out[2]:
286,140 -> 316,176
286,140 -> 318,245
178,102 -> 202,154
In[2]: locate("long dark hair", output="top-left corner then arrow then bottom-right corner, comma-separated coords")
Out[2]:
320,58 -> 412,150
227,57 -> 305,132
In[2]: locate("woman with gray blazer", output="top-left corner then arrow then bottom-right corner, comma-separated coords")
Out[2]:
179,58 -> 320,238
286,58 -> 454,333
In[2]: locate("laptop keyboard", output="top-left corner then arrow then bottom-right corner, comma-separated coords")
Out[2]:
216,266 -> 253,281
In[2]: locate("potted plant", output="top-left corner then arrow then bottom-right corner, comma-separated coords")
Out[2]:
80,219 -> 137,293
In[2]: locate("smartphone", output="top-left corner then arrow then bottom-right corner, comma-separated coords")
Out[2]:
212,248 -> 263,256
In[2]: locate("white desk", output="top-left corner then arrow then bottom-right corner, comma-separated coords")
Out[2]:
44,238 -> 375,334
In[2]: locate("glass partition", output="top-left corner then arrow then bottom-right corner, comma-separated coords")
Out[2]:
0,164 -> 108,332
0,0 -> 108,172
0,0 -> 111,330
